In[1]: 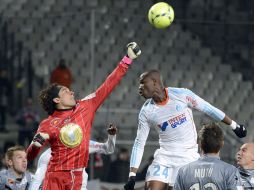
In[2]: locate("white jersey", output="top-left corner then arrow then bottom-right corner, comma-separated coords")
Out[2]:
130,87 -> 225,169
29,135 -> 116,190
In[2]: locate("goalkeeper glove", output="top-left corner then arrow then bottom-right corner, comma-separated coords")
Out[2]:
124,175 -> 136,190
32,133 -> 49,147
231,121 -> 247,138
233,124 -> 247,138
127,42 -> 141,60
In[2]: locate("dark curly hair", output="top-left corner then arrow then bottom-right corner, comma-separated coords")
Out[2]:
38,83 -> 61,115
198,122 -> 224,154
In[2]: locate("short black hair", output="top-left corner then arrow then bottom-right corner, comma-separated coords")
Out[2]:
198,122 -> 224,154
38,83 -> 61,115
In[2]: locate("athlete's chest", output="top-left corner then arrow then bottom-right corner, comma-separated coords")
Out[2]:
148,100 -> 193,132
48,114 -> 90,148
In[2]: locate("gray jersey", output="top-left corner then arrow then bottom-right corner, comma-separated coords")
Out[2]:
238,167 -> 254,189
174,155 -> 243,190
0,169 -> 32,190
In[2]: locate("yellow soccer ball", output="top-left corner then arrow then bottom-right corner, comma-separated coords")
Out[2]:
148,2 -> 175,29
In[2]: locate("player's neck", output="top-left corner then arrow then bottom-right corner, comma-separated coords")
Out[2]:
242,165 -> 254,170
10,168 -> 23,179
202,152 -> 220,157
153,88 -> 168,104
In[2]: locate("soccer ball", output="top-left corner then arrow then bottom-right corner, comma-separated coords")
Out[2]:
148,2 -> 175,29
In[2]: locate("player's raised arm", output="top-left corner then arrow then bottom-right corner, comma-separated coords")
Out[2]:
183,88 -> 247,138
90,42 -> 141,111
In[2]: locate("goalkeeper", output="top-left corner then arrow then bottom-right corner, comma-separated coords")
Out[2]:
26,42 -> 141,190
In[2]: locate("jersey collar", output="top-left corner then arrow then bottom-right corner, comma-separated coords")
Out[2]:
155,88 -> 169,106
52,108 -> 73,117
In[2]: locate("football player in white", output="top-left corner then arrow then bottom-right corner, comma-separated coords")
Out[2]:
124,70 -> 246,190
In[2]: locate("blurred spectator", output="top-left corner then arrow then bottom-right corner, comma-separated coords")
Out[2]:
50,58 -> 72,88
136,156 -> 154,181
15,98 -> 40,146
0,145 -> 32,189
0,154 -> 7,170
0,141 -> 16,170
0,69 -> 10,132
107,147 -> 130,183
236,143 -> 254,189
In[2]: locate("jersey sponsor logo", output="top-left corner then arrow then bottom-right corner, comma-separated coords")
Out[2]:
157,113 -> 187,131
59,123 -> 83,148
175,104 -> 182,111
186,96 -> 197,107
50,118 -> 61,126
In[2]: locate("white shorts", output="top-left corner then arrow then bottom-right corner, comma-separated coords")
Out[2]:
81,169 -> 88,190
145,162 -> 181,186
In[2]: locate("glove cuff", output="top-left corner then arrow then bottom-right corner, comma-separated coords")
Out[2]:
230,120 -> 237,130
121,55 -> 133,65
129,172 -> 136,177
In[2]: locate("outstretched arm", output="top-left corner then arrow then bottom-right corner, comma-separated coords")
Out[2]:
184,88 -> 247,138
83,42 -> 141,111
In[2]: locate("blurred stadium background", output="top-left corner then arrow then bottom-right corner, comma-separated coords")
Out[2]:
0,0 -> 253,177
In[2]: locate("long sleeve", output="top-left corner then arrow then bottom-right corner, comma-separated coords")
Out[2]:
130,109 -> 150,169
82,56 -> 131,112
26,145 -> 43,161
89,135 -> 116,154
182,88 -> 225,121
29,149 -> 51,190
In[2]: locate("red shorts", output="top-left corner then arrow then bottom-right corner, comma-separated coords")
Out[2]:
43,170 -> 83,190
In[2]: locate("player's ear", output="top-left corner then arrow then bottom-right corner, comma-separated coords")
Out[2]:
152,79 -> 157,86
6,159 -> 12,167
53,97 -> 60,104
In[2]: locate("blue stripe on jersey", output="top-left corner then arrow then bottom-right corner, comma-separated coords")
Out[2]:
168,87 -> 225,121
130,142 -> 138,166
203,104 -> 224,121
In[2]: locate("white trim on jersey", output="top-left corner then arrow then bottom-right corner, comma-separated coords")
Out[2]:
29,135 -> 116,190
130,87 -> 225,171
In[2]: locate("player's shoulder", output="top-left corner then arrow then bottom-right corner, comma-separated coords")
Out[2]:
39,116 -> 62,130
81,93 -> 96,101
168,87 -> 191,95
140,99 -> 154,112
39,117 -> 52,127
219,159 -> 238,170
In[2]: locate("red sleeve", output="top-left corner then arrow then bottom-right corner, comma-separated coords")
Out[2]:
91,56 -> 131,111
26,144 -> 43,161
26,119 -> 51,160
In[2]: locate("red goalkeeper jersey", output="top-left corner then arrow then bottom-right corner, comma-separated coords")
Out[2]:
27,58 -> 130,171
